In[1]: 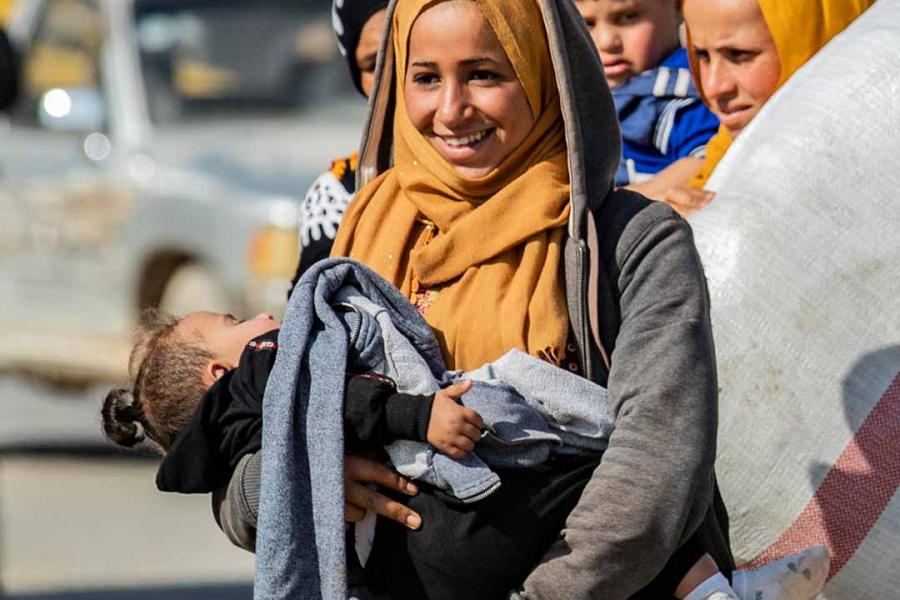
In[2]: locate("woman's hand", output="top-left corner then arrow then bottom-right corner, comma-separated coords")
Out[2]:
658,186 -> 715,217
426,380 -> 484,460
625,157 -> 715,217
344,455 -> 422,529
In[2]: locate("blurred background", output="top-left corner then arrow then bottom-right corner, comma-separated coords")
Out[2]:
0,0 -> 365,596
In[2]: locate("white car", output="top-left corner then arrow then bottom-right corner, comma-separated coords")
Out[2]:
0,0 -> 365,381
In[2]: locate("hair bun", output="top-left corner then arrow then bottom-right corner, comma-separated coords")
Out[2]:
101,388 -> 146,448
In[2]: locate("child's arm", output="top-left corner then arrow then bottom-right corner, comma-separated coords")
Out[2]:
426,380 -> 484,460
626,158 -> 714,217
343,375 -> 484,460
344,374 -> 433,448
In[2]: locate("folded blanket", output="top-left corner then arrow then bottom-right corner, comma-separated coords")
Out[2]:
255,258 -> 612,600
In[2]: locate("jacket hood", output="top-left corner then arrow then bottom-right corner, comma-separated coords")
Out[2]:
356,0 -> 621,243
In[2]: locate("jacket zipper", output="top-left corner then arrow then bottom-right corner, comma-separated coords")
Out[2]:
575,244 -> 594,381
460,479 -> 503,504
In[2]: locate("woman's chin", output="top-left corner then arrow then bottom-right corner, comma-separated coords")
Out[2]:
432,150 -> 497,178
448,163 -> 495,179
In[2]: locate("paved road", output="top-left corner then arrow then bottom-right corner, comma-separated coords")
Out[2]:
0,375 -> 255,597
5,583 -> 253,599
0,374 -> 109,451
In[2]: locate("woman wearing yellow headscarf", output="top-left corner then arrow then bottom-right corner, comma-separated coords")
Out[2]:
333,0 -> 571,372
330,1 -> 743,599
226,1 -> 834,599
684,0 -> 875,189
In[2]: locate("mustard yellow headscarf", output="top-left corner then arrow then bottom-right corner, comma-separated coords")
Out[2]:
689,0 -> 875,189
332,0 -> 570,371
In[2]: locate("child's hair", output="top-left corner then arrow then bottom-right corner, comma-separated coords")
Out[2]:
101,309 -> 213,452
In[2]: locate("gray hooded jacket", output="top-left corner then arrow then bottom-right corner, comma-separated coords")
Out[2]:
357,1 -> 727,599
218,1 -> 730,598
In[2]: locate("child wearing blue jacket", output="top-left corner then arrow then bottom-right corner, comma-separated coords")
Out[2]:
575,0 -> 720,215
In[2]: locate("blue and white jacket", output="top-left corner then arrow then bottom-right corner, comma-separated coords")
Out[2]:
613,48 -> 720,186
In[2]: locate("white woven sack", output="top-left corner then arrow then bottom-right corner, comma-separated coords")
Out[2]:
688,1 -> 900,598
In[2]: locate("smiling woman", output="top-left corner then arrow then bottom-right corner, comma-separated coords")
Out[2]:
323,0 -> 736,598
335,0 -> 571,371
402,1 -> 535,179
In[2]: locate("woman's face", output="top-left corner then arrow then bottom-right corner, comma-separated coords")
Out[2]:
355,8 -> 387,98
403,0 -> 535,179
684,0 -> 781,136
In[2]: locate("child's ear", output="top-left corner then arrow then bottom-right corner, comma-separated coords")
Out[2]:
203,361 -> 231,387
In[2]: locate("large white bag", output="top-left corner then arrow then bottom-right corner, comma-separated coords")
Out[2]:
689,1 -> 900,598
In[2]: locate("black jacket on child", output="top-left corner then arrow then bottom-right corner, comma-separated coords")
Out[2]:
156,330 -> 432,494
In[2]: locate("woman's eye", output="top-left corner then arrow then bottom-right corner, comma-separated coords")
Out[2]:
725,49 -> 754,63
412,72 -> 439,86
470,70 -> 499,83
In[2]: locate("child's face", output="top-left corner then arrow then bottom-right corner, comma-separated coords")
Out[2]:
575,0 -> 682,89
179,311 -> 281,384
683,0 -> 780,136
355,8 -> 386,98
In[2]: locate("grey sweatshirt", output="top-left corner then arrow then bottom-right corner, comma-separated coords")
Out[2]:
356,1 -> 727,598
218,1 -> 728,598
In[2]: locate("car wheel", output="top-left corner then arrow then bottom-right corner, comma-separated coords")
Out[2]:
158,263 -> 234,317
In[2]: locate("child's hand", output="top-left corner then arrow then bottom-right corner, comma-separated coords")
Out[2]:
427,380 -> 484,460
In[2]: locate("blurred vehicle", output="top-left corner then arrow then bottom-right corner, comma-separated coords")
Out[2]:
0,0 -> 365,381
0,0 -> 13,25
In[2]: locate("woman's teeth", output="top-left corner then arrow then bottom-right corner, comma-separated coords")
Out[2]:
444,130 -> 489,147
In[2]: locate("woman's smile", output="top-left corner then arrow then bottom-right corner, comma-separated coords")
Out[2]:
432,127 -> 496,158
404,1 -> 534,179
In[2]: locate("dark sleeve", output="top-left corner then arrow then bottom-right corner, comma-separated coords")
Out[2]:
212,451 -> 260,553
344,374 -> 434,449
519,202 -> 718,600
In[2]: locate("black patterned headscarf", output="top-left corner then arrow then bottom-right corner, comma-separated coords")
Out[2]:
332,0 -> 389,95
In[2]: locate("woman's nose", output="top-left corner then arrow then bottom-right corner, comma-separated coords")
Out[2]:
435,81 -> 471,129
703,61 -> 736,101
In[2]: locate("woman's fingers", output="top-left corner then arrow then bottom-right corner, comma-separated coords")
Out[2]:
344,455 -> 421,529
345,455 -> 418,495
345,479 -> 422,530
663,186 -> 714,217
345,501 -> 366,523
